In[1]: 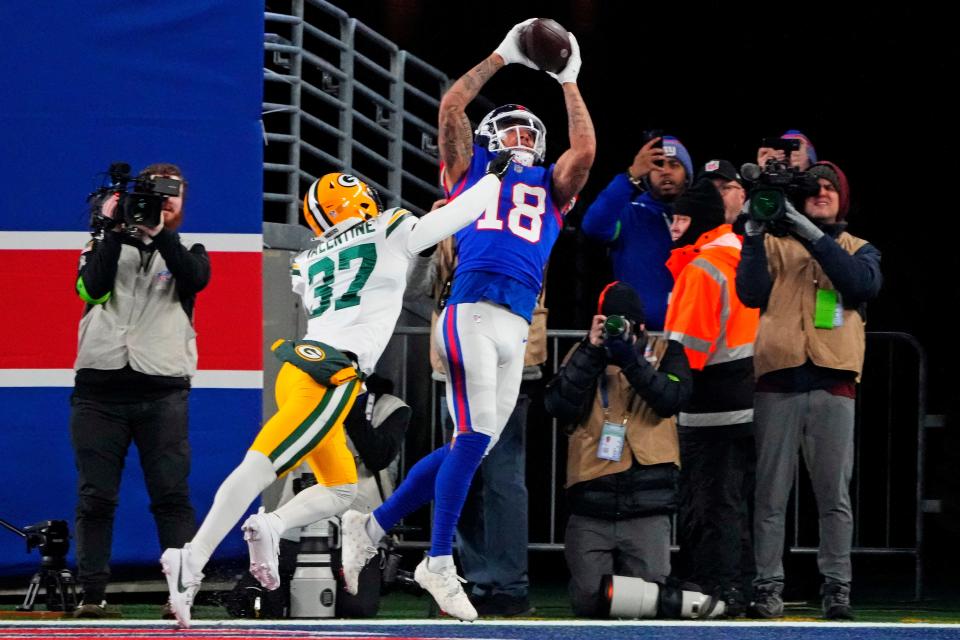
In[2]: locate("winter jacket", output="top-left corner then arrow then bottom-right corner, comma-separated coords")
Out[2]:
581,173 -> 674,330
545,335 -> 692,520
736,223 -> 881,383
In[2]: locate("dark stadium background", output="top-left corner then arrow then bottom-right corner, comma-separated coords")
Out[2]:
325,1 -> 960,598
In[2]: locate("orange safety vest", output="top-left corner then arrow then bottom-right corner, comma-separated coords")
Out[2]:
664,225 -> 759,429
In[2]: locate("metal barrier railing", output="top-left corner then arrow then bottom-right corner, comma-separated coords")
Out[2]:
259,2 -> 928,601
263,0 -> 454,225
388,326 -> 928,599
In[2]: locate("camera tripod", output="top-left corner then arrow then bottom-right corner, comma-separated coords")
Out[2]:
0,518 -> 78,612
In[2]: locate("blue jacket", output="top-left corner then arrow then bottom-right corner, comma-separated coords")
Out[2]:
581,173 -> 674,330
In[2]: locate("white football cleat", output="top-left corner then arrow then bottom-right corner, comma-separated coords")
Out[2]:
160,544 -> 203,629
414,556 -> 477,622
340,510 -> 378,595
242,507 -> 282,591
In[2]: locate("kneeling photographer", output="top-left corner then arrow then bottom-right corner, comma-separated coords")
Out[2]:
544,282 -> 720,618
70,162 -> 209,618
735,160 -> 882,620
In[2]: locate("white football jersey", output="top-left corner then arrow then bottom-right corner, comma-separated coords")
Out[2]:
291,208 -> 417,374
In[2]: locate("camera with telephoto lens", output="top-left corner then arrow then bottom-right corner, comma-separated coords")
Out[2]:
600,574 -> 725,619
87,162 -> 182,235
602,314 -> 633,342
741,158 -> 820,227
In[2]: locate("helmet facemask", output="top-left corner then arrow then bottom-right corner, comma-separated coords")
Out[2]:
475,106 -> 547,167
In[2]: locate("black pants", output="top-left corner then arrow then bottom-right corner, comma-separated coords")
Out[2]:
676,432 -> 756,595
69,391 -> 197,599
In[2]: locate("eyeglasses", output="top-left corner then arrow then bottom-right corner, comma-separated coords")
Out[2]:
720,183 -> 745,193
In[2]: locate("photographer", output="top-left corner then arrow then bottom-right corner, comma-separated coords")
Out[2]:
70,163 -> 208,618
544,282 -> 692,617
735,161 -> 882,620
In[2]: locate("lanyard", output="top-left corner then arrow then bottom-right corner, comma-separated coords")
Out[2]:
599,372 -> 629,426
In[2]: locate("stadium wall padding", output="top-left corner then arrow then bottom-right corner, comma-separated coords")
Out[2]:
0,2 -> 265,575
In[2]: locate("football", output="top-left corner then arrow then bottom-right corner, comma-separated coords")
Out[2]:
519,18 -> 572,74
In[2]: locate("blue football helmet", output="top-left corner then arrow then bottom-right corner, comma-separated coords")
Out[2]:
474,104 -> 546,167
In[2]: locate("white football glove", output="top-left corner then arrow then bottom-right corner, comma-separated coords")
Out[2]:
547,33 -> 582,85
493,18 -> 538,68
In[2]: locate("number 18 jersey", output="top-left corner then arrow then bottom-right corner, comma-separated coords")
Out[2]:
290,208 -> 416,374
444,144 -> 562,322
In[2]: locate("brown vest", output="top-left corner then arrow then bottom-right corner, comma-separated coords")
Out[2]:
565,336 -> 680,488
754,232 -> 869,380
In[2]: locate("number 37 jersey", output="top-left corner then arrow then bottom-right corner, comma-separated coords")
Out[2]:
445,144 -> 563,322
290,208 -> 416,374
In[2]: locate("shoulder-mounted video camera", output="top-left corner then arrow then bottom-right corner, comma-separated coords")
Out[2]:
87,162 -> 182,236
740,158 -> 820,229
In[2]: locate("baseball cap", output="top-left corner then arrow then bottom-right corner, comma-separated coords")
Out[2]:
698,159 -> 741,185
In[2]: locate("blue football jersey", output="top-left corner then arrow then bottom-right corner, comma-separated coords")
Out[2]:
444,145 -> 562,322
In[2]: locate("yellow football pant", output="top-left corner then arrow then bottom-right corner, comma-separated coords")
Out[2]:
250,362 -> 361,483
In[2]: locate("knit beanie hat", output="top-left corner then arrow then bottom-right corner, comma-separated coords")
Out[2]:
597,281 -> 646,326
672,178 -> 726,246
782,129 -> 818,166
807,161 -> 851,220
662,135 -> 694,185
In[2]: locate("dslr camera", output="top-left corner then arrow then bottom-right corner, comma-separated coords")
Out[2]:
741,150 -> 820,227
602,315 -> 633,342
88,162 -> 182,235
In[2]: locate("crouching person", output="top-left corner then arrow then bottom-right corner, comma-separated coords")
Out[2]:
545,282 -> 722,618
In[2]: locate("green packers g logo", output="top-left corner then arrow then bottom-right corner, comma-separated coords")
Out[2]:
295,345 -> 326,361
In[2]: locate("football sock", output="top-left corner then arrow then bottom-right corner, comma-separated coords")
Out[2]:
430,431 -> 489,557
273,482 -> 357,531
189,450 -> 276,571
427,554 -> 455,572
373,443 -> 449,532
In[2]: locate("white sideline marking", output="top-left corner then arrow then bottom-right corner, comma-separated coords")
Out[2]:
0,619 -> 957,628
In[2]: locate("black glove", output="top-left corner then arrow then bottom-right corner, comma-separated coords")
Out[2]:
485,150 -> 514,179
605,335 -> 639,368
